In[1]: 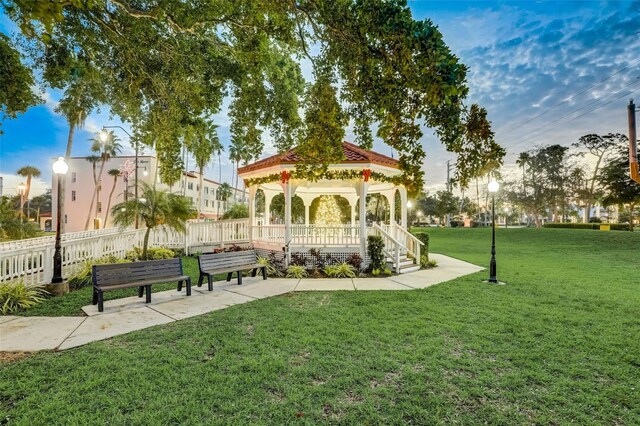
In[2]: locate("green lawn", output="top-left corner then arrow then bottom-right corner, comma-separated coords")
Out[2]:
1,228 -> 639,424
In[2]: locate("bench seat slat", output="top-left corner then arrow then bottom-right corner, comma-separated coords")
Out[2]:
201,263 -> 263,275
95,275 -> 190,291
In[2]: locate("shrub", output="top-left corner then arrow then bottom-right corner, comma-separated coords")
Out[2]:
258,256 -> 282,277
125,247 -> 176,261
290,252 -> 307,267
286,265 -> 307,279
367,235 -> 385,272
589,216 -> 602,223
383,267 -> 392,275
0,281 -> 48,314
324,262 -> 356,278
425,259 -> 438,268
345,253 -> 363,271
371,268 -> 381,276
543,223 -> 630,231
413,232 -> 429,261
68,256 -> 131,290
420,255 -> 429,268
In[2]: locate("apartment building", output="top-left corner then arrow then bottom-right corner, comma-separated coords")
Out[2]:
52,155 -> 246,232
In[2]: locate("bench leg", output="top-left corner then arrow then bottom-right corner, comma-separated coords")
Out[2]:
145,285 -> 152,303
208,275 -> 213,292
92,287 -> 98,305
97,291 -> 104,313
186,278 -> 192,296
251,268 -> 257,277
226,272 -> 232,282
262,266 -> 267,280
197,275 -> 204,287
237,271 -> 242,285
138,286 -> 144,298
178,280 -> 183,292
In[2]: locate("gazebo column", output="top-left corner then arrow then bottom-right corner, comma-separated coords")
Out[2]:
304,204 -> 310,226
356,180 -> 369,262
247,185 -> 257,240
281,172 -> 294,266
399,186 -> 408,228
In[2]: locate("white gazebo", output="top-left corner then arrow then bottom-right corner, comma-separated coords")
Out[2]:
238,142 -> 422,273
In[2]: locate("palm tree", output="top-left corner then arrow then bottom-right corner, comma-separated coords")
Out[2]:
111,182 -> 195,259
516,152 -> 531,195
217,182 -> 233,217
16,166 -> 41,216
84,131 -> 122,230
187,122 -> 221,218
103,169 -> 121,227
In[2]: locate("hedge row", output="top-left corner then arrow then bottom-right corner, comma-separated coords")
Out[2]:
543,223 -> 631,231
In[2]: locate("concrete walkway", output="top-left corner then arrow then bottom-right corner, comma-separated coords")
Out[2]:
0,254 -> 483,352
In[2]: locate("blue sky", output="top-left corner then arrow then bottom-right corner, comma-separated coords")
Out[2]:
1,1 -> 639,197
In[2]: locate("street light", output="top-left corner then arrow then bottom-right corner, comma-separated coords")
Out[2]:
102,125 -> 139,228
52,157 -> 68,284
485,178 -> 501,284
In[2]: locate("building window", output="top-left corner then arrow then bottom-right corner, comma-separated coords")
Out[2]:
205,200 -> 209,207
188,182 -> 193,190
204,187 -> 209,194
64,214 -> 68,224
71,191 -> 76,201
71,172 -> 76,183
97,202 -> 102,213
196,184 -> 199,191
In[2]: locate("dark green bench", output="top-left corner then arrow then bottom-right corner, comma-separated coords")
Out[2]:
92,258 -> 191,312
197,250 -> 266,291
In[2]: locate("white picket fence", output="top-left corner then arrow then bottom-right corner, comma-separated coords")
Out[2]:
0,220 -> 250,285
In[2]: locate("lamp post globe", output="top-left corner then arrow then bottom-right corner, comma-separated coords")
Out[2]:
52,157 -> 68,284
486,178 -> 500,283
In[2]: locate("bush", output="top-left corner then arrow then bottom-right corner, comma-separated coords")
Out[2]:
425,259 -> 438,268
324,262 -> 356,278
0,281 -> 48,314
257,256 -> 280,277
588,216 -> 602,223
286,265 -> 307,279
413,232 -> 429,261
345,253 -> 363,271
290,252 -> 307,267
68,256 -> 131,290
125,247 -> 176,261
543,223 -> 630,231
367,235 -> 385,272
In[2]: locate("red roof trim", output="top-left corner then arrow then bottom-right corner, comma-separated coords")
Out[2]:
237,141 -> 399,174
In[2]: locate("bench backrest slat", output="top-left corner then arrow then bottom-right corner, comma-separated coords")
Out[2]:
199,250 -> 258,272
93,258 -> 183,287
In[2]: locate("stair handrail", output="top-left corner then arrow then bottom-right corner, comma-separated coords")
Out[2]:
392,223 -> 423,262
372,223 -> 404,273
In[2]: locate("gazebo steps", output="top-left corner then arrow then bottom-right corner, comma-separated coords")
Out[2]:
387,256 -> 420,274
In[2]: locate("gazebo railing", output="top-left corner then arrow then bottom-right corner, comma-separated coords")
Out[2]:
290,224 -> 361,247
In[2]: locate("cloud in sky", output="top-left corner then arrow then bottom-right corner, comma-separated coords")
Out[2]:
1,1 -> 638,198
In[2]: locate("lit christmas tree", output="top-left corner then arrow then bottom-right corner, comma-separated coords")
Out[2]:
315,195 -> 343,226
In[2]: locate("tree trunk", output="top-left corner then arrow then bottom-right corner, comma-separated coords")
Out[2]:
143,226 -> 151,260
197,166 -> 204,219
103,176 -> 118,228
84,163 -> 99,230
629,203 -> 635,232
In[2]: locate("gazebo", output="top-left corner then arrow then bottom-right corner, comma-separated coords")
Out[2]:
238,142 -> 422,273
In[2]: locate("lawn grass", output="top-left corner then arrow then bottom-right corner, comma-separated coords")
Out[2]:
1,228 -> 639,424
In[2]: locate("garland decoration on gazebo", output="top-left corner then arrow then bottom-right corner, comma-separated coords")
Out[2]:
243,168 -> 407,187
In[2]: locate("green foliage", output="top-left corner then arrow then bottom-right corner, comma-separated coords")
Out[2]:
367,235 -> 386,272
286,265 -> 307,279
112,182 -> 195,259
0,34 -> 41,134
257,256 -> 281,277
323,262 -> 356,278
0,280 -> 47,314
599,145 -> 639,231
125,247 -> 175,262
222,204 -> 249,220
383,268 -> 392,276
68,256 -> 131,290
413,232 -> 430,258
371,268 -> 381,276
543,223 -> 630,231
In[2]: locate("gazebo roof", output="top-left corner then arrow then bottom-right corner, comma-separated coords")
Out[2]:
237,141 -> 399,175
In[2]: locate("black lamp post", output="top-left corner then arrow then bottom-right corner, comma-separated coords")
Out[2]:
487,178 -> 500,284
52,157 -> 68,284
101,125 -> 138,228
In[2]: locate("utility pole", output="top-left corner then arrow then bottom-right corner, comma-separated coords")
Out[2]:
629,98 -> 639,183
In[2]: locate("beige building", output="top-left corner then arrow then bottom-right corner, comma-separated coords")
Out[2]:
52,155 -> 246,232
